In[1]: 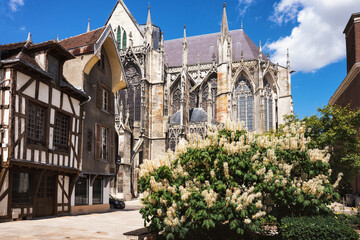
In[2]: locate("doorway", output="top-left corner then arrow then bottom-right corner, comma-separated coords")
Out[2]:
36,173 -> 56,217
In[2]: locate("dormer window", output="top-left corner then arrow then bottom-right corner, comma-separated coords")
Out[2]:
47,54 -> 60,83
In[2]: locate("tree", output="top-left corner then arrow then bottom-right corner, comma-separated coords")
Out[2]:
138,122 -> 340,239
283,105 -> 360,194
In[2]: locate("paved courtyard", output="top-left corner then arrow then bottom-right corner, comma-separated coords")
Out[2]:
0,200 -> 144,240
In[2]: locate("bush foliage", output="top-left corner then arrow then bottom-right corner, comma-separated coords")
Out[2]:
138,122 -> 342,239
280,216 -> 358,240
283,105 -> 360,193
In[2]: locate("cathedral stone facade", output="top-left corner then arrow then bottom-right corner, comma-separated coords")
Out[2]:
107,1 -> 293,199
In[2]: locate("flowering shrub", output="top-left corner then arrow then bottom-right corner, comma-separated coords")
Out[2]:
138,122 -> 342,239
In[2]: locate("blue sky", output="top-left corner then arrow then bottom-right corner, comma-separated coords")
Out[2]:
1,0 -> 359,118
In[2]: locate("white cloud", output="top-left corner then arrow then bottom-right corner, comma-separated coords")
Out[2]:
237,0 -> 256,16
19,26 -> 25,31
266,0 -> 360,72
9,0 -> 24,12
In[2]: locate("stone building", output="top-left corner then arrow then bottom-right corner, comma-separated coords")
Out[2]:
329,12 -> 360,193
60,24 -> 127,214
106,1 -> 293,199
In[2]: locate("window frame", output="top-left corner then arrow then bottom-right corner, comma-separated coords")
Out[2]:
53,112 -> 70,152
92,177 -> 103,205
100,126 -> 108,161
11,171 -> 32,206
102,89 -> 109,112
75,177 -> 88,206
27,101 -> 47,146
47,54 -> 60,83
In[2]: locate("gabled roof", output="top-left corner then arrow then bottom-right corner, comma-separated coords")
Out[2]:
164,29 -> 266,67
105,0 -> 144,37
60,27 -> 106,53
0,41 -> 27,51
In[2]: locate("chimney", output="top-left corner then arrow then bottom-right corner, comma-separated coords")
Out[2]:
344,12 -> 360,73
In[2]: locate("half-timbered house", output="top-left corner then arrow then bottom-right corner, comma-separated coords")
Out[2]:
0,34 -> 88,221
60,24 -> 127,214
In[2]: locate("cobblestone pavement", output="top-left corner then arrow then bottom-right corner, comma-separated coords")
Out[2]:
0,200 -> 144,240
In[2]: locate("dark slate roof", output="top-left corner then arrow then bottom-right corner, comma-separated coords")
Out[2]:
60,27 -> 105,53
170,108 -> 208,124
164,29 -> 266,67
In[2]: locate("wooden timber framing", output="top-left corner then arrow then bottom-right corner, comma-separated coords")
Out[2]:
0,40 -> 88,221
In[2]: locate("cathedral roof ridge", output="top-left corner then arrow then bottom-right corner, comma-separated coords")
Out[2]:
164,28 -> 246,43
164,28 -> 266,67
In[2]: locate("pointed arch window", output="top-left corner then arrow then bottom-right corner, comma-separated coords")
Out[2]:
201,75 -> 217,121
116,26 -> 121,50
264,79 -> 273,131
171,81 -> 181,114
122,30 -> 127,49
117,64 -> 142,122
234,76 -> 253,131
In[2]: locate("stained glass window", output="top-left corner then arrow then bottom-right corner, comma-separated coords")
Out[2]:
234,76 -> 253,131
201,75 -> 217,121
264,79 -> 273,131
117,26 -> 121,50
122,30 -> 127,49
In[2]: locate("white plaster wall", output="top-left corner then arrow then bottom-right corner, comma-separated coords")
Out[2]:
50,108 -> 55,124
64,176 -> 70,204
16,72 -> 31,91
34,51 -> 46,71
71,185 -> 75,207
38,82 -> 49,103
22,80 -> 36,98
52,89 -> 61,108
71,97 -> 80,116
62,94 -> 72,113
0,172 -> 8,216
57,175 -> 63,203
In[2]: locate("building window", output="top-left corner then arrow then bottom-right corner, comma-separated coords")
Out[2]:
116,25 -> 121,50
54,113 -> 70,151
95,124 -> 111,161
12,172 -> 31,205
264,79 -> 273,131
102,89 -> 109,112
92,178 -> 103,204
122,30 -> 127,49
101,127 -> 108,160
97,83 -> 113,114
27,102 -> 46,145
97,53 -> 105,70
75,177 -> 88,206
234,76 -> 253,131
47,54 -> 60,83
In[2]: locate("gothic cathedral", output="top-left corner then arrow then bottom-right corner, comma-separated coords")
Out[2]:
107,1 -> 293,199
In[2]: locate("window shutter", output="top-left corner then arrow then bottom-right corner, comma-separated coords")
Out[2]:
109,92 -> 115,115
95,123 -> 101,161
96,83 -> 102,109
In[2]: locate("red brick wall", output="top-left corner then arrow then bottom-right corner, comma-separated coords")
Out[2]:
345,18 -> 360,73
335,73 -> 360,109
